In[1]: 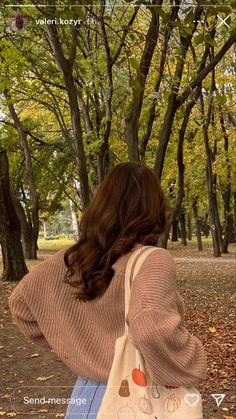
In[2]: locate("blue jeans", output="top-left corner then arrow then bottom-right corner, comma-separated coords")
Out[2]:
65,376 -> 107,418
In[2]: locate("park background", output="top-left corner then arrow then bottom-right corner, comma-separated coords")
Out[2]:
0,1 -> 235,418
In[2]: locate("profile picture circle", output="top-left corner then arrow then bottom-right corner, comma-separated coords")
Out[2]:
8,12 -> 28,32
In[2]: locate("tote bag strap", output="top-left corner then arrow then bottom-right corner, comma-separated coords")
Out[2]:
124,245 -> 158,335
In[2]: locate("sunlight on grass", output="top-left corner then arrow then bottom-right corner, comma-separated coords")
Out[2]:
38,238 -> 74,250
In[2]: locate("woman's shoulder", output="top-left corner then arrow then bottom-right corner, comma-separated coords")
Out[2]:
112,245 -> 175,273
9,249 -> 70,311
11,248 -> 68,295
30,248 -> 67,274
142,246 -> 175,267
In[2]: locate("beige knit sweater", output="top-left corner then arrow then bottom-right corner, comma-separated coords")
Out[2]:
8,243 -> 207,386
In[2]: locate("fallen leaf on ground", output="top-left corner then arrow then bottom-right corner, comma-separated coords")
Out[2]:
36,375 -> 54,381
208,327 -> 217,333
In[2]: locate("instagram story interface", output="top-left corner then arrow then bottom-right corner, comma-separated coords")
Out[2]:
0,1 -> 235,419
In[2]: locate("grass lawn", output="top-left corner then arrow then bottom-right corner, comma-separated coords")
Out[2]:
38,237 -> 74,250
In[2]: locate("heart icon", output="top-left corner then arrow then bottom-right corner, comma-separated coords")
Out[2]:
184,393 -> 200,407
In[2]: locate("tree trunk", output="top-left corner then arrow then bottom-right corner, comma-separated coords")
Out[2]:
187,215 -> 192,240
157,229 -> 170,249
193,198 -> 203,251
65,72 -> 91,210
170,92 -> 200,245
154,6 -> 204,179
228,215 -> 234,243
125,0 -> 162,161
0,148 -> 28,281
46,25 -> 90,211
171,219 -> 179,241
219,109 -> 232,253
221,192 -> 231,253
200,86 -> 221,257
43,222 -> 48,239
202,213 -> 210,238
180,210 -> 187,246
234,192 -> 236,242
5,96 -> 39,259
212,171 -> 223,251
99,7 -> 114,180
70,199 -> 79,241
75,84 -> 100,189
177,225 -> 181,239
10,187 -> 37,259
140,4 -> 180,159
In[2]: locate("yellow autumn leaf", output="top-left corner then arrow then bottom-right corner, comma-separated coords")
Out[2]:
30,353 -> 39,358
7,413 -> 17,417
209,327 -> 217,333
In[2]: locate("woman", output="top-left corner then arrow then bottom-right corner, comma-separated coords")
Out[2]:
9,162 -> 207,418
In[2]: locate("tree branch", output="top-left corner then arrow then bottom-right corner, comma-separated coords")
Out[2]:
111,8 -> 139,65
177,34 -> 235,107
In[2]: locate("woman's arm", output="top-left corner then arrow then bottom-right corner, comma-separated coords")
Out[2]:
8,252 -> 66,348
127,248 -> 207,387
129,307 -> 207,386
9,289 -> 51,349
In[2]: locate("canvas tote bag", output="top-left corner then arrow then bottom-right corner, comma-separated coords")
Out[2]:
97,245 -> 203,418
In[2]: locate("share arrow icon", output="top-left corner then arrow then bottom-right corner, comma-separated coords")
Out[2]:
211,394 -> 225,406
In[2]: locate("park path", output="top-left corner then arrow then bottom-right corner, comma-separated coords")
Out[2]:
174,257 -> 235,264
37,250 -> 235,264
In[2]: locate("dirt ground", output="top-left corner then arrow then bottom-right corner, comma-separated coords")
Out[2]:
0,242 -> 235,419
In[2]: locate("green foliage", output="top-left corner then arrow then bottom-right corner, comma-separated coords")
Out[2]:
0,0 -> 234,237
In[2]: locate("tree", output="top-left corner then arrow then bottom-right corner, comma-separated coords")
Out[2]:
0,1 -> 235,258
4,91 -> 40,259
0,148 -> 28,281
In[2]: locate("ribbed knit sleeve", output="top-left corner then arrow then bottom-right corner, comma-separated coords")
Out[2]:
9,292 -> 51,348
8,254 -> 62,349
127,248 -> 207,387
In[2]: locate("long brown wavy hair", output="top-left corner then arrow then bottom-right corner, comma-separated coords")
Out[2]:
64,162 -> 171,302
